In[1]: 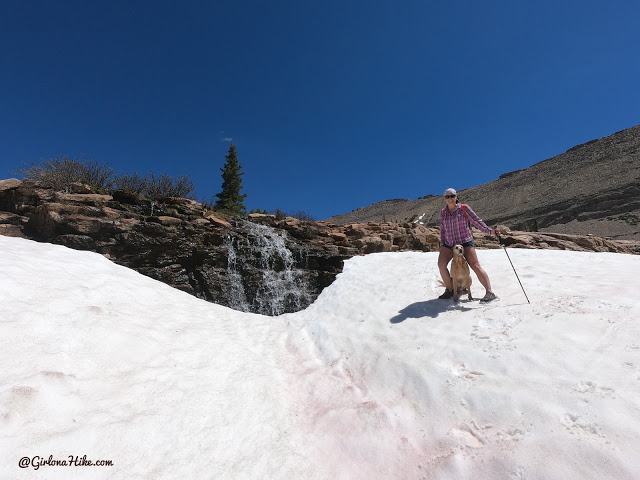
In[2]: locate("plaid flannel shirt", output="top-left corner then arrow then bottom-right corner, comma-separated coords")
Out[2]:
440,204 -> 491,247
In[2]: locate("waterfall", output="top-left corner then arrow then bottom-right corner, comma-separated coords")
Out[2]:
247,222 -> 311,316
224,221 -> 311,316
223,234 -> 251,312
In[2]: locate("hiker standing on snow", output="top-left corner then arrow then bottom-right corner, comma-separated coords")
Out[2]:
438,188 -> 498,303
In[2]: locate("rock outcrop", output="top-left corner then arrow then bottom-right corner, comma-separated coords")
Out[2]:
1,179 -> 638,314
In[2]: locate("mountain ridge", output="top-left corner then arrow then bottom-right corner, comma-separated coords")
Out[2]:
328,124 -> 640,240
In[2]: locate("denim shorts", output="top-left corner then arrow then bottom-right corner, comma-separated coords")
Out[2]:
441,241 -> 474,249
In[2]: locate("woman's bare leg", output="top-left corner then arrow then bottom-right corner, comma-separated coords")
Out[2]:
438,246 -> 453,290
464,246 -> 492,293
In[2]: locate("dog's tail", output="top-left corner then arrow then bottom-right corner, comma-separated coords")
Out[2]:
438,280 -> 446,287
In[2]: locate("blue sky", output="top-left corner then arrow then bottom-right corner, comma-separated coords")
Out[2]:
1,1 -> 639,220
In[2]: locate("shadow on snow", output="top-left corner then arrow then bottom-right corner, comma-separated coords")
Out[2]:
390,299 -> 475,323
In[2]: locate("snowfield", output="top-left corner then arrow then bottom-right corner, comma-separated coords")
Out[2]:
1,235 -> 639,479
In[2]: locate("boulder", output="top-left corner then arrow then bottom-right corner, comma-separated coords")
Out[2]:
53,192 -> 113,205
0,224 -> 26,238
331,231 -> 348,242
155,216 -> 183,226
69,183 -> 95,194
205,213 -> 231,228
0,178 -> 22,191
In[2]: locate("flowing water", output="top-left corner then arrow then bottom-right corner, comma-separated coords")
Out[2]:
225,221 -> 311,315
223,234 -> 251,312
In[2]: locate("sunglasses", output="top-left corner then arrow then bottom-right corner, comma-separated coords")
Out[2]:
444,194 -> 457,199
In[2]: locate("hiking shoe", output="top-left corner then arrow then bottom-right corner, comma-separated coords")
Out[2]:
479,292 -> 497,303
438,289 -> 453,299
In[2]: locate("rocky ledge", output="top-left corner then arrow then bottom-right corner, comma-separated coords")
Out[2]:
1,178 -> 638,314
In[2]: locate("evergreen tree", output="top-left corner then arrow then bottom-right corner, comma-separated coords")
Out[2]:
215,144 -> 247,216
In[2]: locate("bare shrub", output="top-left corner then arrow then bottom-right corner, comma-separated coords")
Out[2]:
18,157 -> 197,201
268,209 -> 316,221
145,173 -> 196,200
18,157 -> 114,192
272,209 -> 286,220
287,210 -> 316,221
112,172 -> 148,194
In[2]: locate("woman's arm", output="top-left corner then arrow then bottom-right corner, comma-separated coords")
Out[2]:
465,205 -> 492,234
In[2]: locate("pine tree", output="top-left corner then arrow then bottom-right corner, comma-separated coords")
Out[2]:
215,144 -> 247,216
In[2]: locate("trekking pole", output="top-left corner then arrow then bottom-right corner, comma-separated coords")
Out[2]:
496,232 -> 530,304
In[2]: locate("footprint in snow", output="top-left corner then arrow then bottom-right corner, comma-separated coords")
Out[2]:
572,381 -> 616,399
560,413 -> 607,439
452,363 -> 485,380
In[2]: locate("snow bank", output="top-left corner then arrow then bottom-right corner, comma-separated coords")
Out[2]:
1,236 -> 639,479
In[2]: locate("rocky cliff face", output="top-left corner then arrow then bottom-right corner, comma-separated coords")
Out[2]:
0,179 -> 344,315
1,179 -> 638,314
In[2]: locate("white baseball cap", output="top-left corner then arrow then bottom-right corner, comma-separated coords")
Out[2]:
443,188 -> 457,196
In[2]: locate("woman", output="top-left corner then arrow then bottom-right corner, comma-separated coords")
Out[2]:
438,188 -> 498,303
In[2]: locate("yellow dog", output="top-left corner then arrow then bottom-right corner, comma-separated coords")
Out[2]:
449,244 -> 473,301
